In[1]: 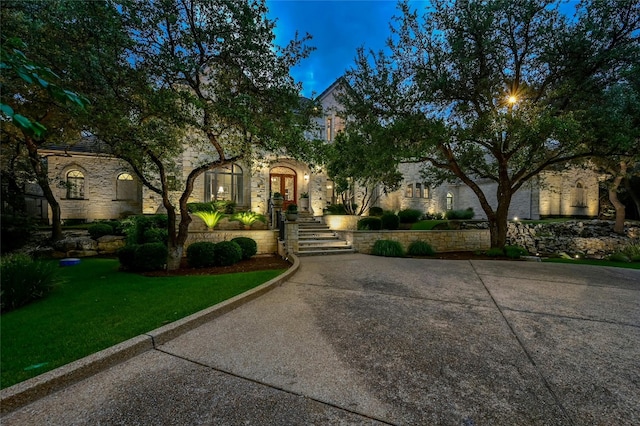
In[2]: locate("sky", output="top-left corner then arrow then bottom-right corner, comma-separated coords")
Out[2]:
266,0 -> 581,98
266,0 -> 414,97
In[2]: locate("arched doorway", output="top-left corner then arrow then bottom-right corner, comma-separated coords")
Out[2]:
270,166 -> 297,210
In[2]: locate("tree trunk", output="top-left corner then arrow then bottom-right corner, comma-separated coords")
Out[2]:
489,200 -> 511,249
25,135 -> 63,241
166,243 -> 183,271
608,162 -> 626,235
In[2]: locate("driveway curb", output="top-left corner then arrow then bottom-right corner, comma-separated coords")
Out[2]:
0,254 -> 300,414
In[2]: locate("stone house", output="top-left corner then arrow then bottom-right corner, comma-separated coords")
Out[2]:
24,79 -> 598,223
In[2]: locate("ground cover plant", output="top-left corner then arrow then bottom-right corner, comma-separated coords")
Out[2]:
0,258 -> 286,389
371,239 -> 405,257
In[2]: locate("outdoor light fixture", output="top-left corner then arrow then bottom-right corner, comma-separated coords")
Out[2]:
304,173 -> 309,181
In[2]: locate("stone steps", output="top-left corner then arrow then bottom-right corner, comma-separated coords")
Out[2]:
294,217 -> 354,256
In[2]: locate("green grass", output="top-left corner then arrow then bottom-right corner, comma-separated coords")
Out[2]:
542,257 -> 640,269
1,258 -> 285,389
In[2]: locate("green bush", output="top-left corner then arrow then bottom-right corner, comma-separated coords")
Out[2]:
214,241 -> 243,266
368,206 -> 384,217
231,237 -> 258,260
380,212 -> 400,230
371,239 -> 405,257
622,242 -> 640,262
0,253 -> 60,312
134,243 -> 168,271
117,245 -> 138,270
357,217 -> 382,230
608,252 -> 630,263
398,209 -> 423,224
424,212 -> 444,220
88,223 -> 114,239
124,215 -> 168,245
486,248 -> 504,257
504,245 -> 528,259
186,241 -> 217,268
407,240 -> 436,256
0,215 -> 36,254
143,227 -> 168,244
445,208 -> 474,220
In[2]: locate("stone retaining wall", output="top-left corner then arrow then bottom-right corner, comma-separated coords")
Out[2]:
507,220 -> 640,259
335,230 -> 490,254
185,230 -> 278,255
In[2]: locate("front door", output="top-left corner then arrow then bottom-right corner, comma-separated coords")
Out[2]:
270,167 -> 297,211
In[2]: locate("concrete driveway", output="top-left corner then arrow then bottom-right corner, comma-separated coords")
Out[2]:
3,254 -> 639,425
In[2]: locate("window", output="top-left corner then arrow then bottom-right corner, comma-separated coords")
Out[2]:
406,183 -> 413,198
415,183 -> 422,198
423,184 -> 430,199
572,182 -> 587,207
446,192 -> 453,210
205,163 -> 244,204
66,170 -> 84,199
116,173 -> 135,200
326,117 -> 333,141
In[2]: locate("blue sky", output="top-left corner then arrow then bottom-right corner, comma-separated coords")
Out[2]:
267,0 -> 412,97
266,0 -> 581,98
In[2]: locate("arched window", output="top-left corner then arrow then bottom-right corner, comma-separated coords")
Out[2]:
406,183 -> 413,198
205,163 -> 244,204
66,170 -> 84,199
116,173 -> 135,200
572,181 -> 586,207
415,183 -> 422,198
446,192 -> 453,210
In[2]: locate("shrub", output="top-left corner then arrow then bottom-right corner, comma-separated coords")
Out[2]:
608,252 -> 631,263
231,237 -> 258,260
287,203 -> 298,212
486,248 -> 505,257
445,208 -> 474,220
0,253 -> 59,312
622,242 -> 640,262
134,242 -> 168,271
125,215 -> 168,245
117,245 -> 138,270
504,245 -> 528,259
398,209 -> 423,224
231,211 -> 266,227
424,212 -> 444,220
213,241 -> 243,266
371,239 -> 404,257
0,215 -> 37,253
380,212 -> 400,230
143,227 -> 168,244
357,217 -> 382,230
188,202 -> 216,213
368,206 -> 384,217
193,210 -> 225,230
407,240 -> 436,256
88,223 -> 114,239
186,241 -> 217,268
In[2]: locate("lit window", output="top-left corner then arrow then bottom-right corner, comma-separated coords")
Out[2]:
66,170 -> 84,199
423,184 -> 430,199
205,163 -> 244,205
406,183 -> 413,198
117,173 -> 135,200
446,192 -> 453,210
572,182 -> 586,207
415,183 -> 422,198
326,117 -> 333,141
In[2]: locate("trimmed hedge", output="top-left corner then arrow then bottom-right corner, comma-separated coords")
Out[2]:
380,212 -> 400,230
368,206 -> 384,217
213,241 -> 243,266
357,217 -> 382,230
117,245 -> 138,270
117,242 -> 167,271
87,223 -> 114,239
445,208 -> 474,220
398,209 -> 423,224
371,239 -> 405,257
186,241 -> 217,268
231,237 -> 258,260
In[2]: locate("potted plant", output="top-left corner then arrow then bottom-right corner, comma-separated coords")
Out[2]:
272,192 -> 284,209
285,203 -> 298,221
298,192 -> 309,211
231,211 -> 267,230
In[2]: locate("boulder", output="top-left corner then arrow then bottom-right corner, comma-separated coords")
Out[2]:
97,235 -> 126,254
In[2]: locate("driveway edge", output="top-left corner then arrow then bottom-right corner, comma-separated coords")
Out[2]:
0,254 -> 299,415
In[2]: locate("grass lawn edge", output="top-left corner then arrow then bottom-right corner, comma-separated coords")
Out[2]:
0,253 -> 300,415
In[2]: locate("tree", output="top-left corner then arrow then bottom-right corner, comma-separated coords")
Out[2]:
341,0 -> 639,248
108,0 -> 315,269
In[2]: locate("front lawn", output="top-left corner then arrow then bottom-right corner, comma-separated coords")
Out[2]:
1,258 -> 285,389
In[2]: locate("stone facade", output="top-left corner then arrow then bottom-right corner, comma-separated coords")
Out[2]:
507,220 -> 640,258
335,230 -> 490,254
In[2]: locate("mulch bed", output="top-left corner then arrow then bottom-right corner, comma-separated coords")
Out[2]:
143,254 -> 292,277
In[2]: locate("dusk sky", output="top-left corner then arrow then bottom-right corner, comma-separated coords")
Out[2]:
266,0 -> 581,98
